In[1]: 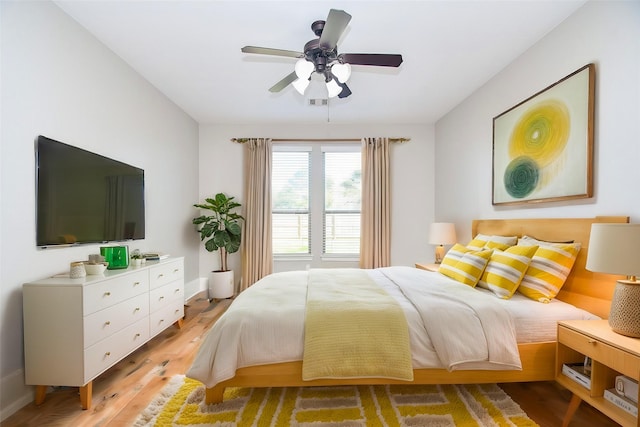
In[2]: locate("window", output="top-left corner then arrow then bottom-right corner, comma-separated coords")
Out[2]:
272,144 -> 361,259
272,149 -> 310,254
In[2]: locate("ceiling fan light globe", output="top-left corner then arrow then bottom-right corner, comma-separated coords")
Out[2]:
326,79 -> 342,98
294,59 -> 314,79
332,63 -> 351,83
292,78 -> 310,95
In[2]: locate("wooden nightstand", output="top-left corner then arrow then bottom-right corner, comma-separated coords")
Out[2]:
415,263 -> 439,272
557,319 -> 640,427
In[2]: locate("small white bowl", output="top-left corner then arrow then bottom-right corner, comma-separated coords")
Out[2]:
84,262 -> 108,275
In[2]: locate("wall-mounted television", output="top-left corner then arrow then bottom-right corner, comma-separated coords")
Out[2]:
36,135 -> 145,247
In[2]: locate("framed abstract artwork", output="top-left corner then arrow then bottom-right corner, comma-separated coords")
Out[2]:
492,64 -> 595,205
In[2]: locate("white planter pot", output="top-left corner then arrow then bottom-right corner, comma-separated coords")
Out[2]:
208,270 -> 234,299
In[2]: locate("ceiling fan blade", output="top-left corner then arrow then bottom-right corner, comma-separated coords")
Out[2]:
319,9 -> 352,51
337,82 -> 352,99
269,71 -> 298,93
242,46 -> 304,59
340,53 -> 403,67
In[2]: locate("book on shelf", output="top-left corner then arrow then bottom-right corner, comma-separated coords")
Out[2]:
143,252 -> 170,261
562,362 -> 591,389
604,388 -> 638,417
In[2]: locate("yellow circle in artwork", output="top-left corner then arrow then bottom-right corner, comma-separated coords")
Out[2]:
509,100 -> 570,168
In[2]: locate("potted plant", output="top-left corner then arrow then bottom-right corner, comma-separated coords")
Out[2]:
193,193 -> 243,299
130,250 -> 143,267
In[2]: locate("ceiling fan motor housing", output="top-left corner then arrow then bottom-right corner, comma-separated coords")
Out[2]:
303,39 -> 337,75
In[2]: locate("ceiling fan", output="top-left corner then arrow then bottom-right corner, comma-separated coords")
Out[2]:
241,9 -> 403,99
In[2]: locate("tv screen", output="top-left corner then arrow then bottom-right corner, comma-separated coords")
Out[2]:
36,135 -> 145,247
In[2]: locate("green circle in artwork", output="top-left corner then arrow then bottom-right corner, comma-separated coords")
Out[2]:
504,156 -> 539,198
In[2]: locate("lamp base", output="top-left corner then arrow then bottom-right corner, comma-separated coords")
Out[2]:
434,245 -> 445,264
608,280 -> 640,338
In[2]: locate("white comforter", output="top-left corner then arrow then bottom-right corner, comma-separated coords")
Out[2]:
187,266 -> 595,389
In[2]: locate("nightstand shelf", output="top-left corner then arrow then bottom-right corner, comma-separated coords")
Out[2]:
557,320 -> 640,427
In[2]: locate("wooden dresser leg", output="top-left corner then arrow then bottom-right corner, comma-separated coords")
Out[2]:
34,385 -> 47,405
175,318 -> 184,329
562,393 -> 581,427
80,382 -> 92,410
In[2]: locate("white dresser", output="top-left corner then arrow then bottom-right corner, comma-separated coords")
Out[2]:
23,257 -> 184,409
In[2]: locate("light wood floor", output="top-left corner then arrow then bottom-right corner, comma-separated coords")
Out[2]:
3,294 -> 619,427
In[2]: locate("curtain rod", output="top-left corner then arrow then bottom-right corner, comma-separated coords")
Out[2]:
231,137 -> 410,143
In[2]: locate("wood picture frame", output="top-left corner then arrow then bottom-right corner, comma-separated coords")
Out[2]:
492,64 -> 595,205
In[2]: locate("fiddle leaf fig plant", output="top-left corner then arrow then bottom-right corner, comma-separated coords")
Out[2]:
193,193 -> 244,272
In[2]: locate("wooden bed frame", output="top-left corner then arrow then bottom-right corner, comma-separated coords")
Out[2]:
204,216 -> 628,404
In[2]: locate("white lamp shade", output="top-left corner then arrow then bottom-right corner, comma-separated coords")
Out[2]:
292,78 -> 310,95
428,222 -> 457,245
332,63 -> 351,83
586,223 -> 640,277
326,78 -> 342,98
294,59 -> 314,80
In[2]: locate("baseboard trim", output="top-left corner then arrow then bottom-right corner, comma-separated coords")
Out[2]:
0,369 -> 34,422
184,277 -> 206,302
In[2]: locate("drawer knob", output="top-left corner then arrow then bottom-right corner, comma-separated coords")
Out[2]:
135,333 -> 141,338
587,339 -> 597,344
133,281 -> 140,286
174,288 -> 180,293
158,273 -> 164,278
134,307 -> 140,312
104,321 -> 111,326
173,269 -> 179,273
104,292 -> 111,296
159,296 -> 164,300
105,352 -> 111,357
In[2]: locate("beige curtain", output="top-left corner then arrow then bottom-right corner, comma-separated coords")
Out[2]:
240,138 -> 273,291
360,137 -> 391,268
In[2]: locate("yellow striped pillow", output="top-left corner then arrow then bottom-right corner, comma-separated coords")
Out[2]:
517,242 -> 581,303
438,244 -> 493,287
478,245 -> 538,299
485,240 -> 512,251
466,234 -> 517,251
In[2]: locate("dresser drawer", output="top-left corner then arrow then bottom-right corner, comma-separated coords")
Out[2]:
84,293 -> 149,348
558,325 -> 639,375
83,271 -> 149,314
149,259 -> 184,290
149,279 -> 184,313
149,298 -> 184,338
84,317 -> 149,382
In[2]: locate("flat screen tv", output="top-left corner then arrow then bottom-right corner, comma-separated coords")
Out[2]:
36,135 -> 145,247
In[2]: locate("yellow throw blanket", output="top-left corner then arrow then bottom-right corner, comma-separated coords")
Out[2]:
302,269 -> 413,381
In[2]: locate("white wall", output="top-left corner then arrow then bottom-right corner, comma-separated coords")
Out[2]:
198,123 -> 435,282
0,1 -> 200,419
435,0 -> 640,241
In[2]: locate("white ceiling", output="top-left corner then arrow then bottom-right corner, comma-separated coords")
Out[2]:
54,0 -> 586,125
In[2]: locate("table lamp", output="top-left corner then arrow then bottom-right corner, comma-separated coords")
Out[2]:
586,223 -> 640,337
429,222 -> 457,264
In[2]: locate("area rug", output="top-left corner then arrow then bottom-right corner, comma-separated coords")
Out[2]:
134,375 -> 539,426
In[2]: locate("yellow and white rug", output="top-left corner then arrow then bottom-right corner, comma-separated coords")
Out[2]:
134,375 -> 539,426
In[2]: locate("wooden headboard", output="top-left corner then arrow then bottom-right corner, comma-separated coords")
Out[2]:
472,216 -> 629,318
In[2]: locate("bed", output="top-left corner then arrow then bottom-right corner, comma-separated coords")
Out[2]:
187,216 -> 628,404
